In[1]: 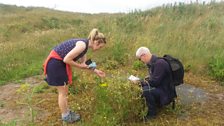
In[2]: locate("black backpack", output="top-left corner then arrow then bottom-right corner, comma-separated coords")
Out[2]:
162,54 -> 184,86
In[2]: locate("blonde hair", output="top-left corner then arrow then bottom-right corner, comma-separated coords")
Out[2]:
136,47 -> 151,58
88,28 -> 106,44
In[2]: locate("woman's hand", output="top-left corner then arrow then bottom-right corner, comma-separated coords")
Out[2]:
94,69 -> 105,78
79,63 -> 89,69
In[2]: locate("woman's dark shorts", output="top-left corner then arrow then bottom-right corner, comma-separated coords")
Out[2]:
45,58 -> 68,86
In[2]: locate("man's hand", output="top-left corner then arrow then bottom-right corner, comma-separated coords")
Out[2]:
132,80 -> 140,84
128,75 -> 140,84
144,75 -> 150,82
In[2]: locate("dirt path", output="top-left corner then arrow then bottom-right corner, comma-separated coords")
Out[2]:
0,75 -> 45,123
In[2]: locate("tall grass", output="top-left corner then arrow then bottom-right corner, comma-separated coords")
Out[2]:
0,2 -> 224,85
209,53 -> 224,82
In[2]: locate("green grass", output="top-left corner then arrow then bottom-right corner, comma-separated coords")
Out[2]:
209,53 -> 224,82
1,2 -> 224,85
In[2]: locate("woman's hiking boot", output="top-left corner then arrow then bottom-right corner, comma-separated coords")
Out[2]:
62,111 -> 81,123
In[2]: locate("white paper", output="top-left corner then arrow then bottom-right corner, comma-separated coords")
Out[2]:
128,75 -> 140,81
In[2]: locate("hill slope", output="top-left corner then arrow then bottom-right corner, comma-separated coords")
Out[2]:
0,2 -> 224,85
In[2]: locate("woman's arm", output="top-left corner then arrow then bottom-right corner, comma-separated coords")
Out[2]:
79,54 -> 87,64
63,41 -> 88,69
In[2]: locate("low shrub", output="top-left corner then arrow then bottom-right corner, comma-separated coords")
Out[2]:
90,77 -> 145,125
132,60 -> 145,70
209,55 -> 224,82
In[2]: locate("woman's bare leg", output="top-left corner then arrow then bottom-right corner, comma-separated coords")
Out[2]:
56,85 -> 69,115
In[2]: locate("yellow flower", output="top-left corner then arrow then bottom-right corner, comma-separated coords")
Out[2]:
100,83 -> 108,87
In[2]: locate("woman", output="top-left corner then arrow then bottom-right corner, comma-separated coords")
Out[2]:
43,28 -> 106,123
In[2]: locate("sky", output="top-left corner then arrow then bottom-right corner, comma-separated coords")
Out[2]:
0,0 -> 223,13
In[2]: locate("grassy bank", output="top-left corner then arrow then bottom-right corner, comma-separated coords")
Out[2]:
0,2 -> 224,85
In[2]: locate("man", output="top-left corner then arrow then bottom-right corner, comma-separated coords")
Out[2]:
135,47 -> 176,121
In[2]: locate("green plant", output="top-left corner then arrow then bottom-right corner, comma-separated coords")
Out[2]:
90,76 -> 144,125
92,86 -> 117,125
33,83 -> 49,93
70,19 -> 84,26
40,17 -> 61,29
16,83 -> 45,125
132,60 -> 145,70
116,11 -> 143,34
111,41 -> 127,65
206,17 -> 218,31
103,60 -> 119,70
209,55 -> 224,82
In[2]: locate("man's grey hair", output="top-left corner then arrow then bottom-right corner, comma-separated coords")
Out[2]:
136,47 -> 151,58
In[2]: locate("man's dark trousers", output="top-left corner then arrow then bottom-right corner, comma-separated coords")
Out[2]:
142,87 -> 162,117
